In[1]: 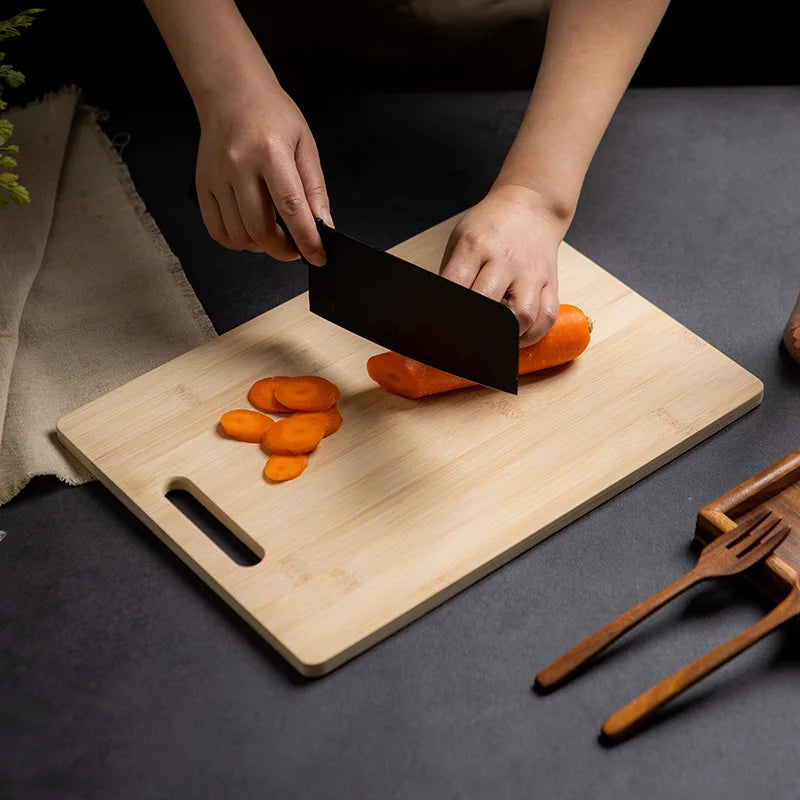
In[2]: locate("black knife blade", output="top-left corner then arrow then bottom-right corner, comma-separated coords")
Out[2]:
307,220 -> 519,394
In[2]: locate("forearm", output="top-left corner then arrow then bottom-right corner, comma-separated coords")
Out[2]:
142,0 -> 278,118
495,0 -> 670,227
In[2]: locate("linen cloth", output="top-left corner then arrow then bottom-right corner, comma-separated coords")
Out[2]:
0,87 -> 215,504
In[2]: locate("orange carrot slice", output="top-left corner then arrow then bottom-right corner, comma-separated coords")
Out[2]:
274,376 -> 340,412
366,304 -> 592,399
261,415 -> 326,455
219,409 -> 275,443
248,376 -> 292,413
291,407 -> 342,437
264,454 -> 308,482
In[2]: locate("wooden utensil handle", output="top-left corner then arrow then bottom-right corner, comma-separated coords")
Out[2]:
536,570 -> 699,691
602,589 -> 800,740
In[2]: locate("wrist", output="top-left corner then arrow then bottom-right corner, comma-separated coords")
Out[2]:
488,181 -> 575,237
192,57 -> 281,125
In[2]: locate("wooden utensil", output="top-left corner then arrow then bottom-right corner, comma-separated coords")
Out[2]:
697,448 -> 800,599
603,570 -> 800,740
536,511 -> 790,691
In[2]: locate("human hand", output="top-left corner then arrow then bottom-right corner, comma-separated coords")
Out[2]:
439,184 -> 567,345
195,74 -> 332,265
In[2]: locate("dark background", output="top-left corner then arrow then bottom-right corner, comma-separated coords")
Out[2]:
8,0 -> 800,107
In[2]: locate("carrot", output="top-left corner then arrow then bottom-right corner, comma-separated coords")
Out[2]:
261,414 -> 327,455
291,407 -> 342,437
248,376 -> 291,413
366,304 -> 592,399
219,409 -> 275,443
274,376 -> 340,412
264,454 -> 308,482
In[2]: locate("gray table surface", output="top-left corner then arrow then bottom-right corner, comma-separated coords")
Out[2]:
2,86 -> 800,799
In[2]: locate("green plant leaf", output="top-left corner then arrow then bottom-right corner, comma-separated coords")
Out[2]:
0,154 -> 16,170
0,9 -> 45,42
0,118 -> 12,145
9,182 -> 29,204
0,65 -> 25,88
1,143 -> 19,155
0,170 -> 28,204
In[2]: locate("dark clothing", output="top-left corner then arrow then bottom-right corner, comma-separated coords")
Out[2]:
237,1 -> 550,91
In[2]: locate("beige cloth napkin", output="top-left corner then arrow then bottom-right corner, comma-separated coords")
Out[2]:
0,87 -> 216,504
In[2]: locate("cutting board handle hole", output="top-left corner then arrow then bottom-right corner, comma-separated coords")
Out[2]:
165,488 -> 262,567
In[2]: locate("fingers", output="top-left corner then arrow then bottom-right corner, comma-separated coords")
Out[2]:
197,188 -> 229,249
197,177 -> 255,251
295,134 -> 333,228
518,279 -> 560,346
440,230 -> 484,288
466,261 -> 559,346
263,138 -> 326,266
220,184 -> 261,251
470,263 -> 510,302
233,177 -> 298,260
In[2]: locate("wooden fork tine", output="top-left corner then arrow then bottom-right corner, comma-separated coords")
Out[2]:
734,522 -> 791,564
728,511 -> 782,556
703,508 -> 771,552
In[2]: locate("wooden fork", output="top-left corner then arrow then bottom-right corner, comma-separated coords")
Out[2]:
535,510 -> 790,692
603,571 -> 800,740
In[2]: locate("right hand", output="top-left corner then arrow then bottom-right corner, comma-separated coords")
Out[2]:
195,74 -> 332,265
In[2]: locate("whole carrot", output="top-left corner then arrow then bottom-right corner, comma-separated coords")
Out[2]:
366,304 -> 592,399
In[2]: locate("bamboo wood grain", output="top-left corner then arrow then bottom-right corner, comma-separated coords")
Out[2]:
535,511 -> 789,690
56,211 -> 764,676
602,575 -> 800,741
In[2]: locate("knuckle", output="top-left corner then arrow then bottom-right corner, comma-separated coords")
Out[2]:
515,303 -> 537,329
541,304 -> 558,327
462,229 -> 487,250
262,136 -> 289,163
224,146 -> 245,167
275,192 -> 306,217
305,183 -> 329,204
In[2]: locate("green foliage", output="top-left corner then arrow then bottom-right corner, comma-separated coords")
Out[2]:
0,9 -> 43,208
0,171 -> 29,208
0,9 -> 43,41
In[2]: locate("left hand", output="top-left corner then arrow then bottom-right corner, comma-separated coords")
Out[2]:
439,184 -> 567,346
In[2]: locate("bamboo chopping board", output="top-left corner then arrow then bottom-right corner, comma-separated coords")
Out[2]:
57,212 -> 763,676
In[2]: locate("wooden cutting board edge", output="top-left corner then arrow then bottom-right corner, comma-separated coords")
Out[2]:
57,382 -> 762,677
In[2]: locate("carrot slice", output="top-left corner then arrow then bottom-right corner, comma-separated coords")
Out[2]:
261,415 -> 326,455
248,376 -> 292,413
366,304 -> 592,399
274,376 -> 339,412
219,409 -> 275,443
291,407 -> 342,437
264,454 -> 308,482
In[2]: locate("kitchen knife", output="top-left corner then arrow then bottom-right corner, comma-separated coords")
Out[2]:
308,220 -> 520,394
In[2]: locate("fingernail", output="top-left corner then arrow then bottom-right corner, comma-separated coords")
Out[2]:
308,250 -> 326,267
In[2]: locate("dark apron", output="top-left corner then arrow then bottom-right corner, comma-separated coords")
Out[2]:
237,1 -> 550,90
